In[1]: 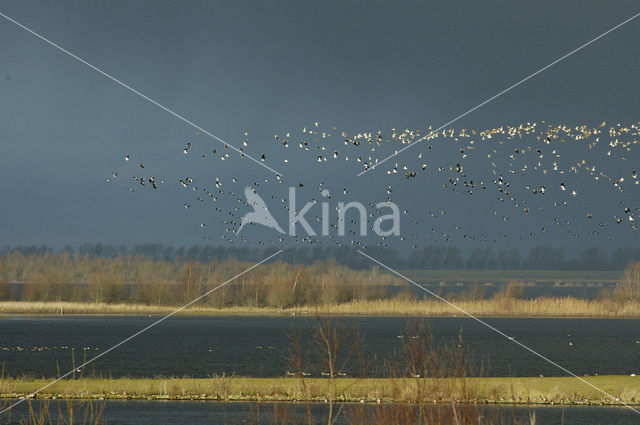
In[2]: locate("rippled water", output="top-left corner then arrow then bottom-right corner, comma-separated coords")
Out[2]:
1,400 -> 638,425
0,315 -> 638,378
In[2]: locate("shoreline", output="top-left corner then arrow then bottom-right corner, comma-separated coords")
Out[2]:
1,376 -> 638,407
1,299 -> 639,318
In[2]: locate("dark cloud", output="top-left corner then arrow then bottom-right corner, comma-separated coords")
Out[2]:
0,0 -> 639,249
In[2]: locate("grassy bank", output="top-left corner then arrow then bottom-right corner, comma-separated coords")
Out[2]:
1,297 -> 639,317
1,376 -> 638,406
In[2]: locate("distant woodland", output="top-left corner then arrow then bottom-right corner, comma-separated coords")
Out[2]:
2,243 -> 640,270
0,244 -> 639,307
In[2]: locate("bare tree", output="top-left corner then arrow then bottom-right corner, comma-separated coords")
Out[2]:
312,315 -> 363,425
285,327 -> 314,425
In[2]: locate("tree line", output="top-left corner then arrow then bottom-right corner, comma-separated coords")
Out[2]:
2,243 -> 640,270
0,252 -> 396,306
1,246 -> 639,306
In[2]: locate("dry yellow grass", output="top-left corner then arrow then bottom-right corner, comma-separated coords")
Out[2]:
1,297 -> 639,318
1,376 -> 638,406
309,297 -> 640,318
0,301 -> 272,316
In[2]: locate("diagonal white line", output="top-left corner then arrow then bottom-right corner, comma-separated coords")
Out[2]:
0,11 -> 282,177
356,10 -> 640,177
356,249 -> 640,415
0,249 -> 282,416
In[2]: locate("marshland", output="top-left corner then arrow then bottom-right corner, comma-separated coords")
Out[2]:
3,0 -> 640,423
1,248 -> 640,424
1,248 -> 639,318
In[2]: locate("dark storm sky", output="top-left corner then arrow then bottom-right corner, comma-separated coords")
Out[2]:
1,0 -> 639,249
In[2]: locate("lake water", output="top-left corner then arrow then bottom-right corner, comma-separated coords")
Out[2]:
1,400 -> 639,425
0,316 -> 638,378
1,316 -> 639,424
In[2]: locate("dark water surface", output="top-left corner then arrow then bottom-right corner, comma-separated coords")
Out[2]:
0,316 -> 638,378
1,400 -> 638,425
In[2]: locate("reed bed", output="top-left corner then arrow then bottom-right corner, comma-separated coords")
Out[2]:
306,297 -> 640,318
1,297 -> 639,317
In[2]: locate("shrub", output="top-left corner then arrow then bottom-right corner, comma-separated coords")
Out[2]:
620,261 -> 640,301
0,265 -> 10,301
0,279 -> 10,301
498,280 -> 525,299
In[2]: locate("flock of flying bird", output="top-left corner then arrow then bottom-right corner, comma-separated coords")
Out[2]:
108,121 -> 640,249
